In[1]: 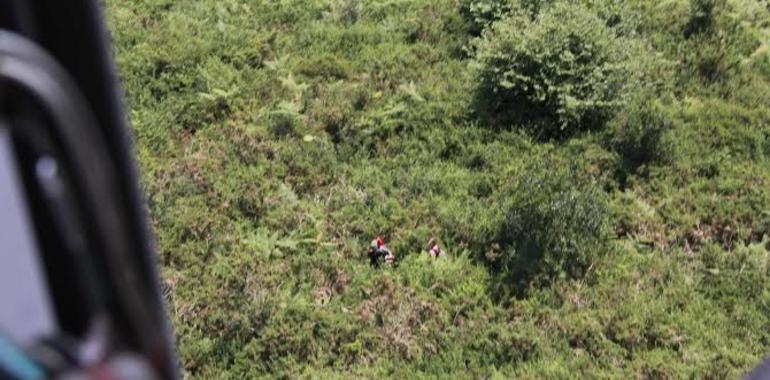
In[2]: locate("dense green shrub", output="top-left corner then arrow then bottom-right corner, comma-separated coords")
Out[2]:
458,0 -> 513,35
518,0 -> 553,17
472,2 -> 632,139
608,94 -> 672,178
297,53 -> 351,80
491,161 -> 611,292
699,239 -> 770,314
268,102 -> 302,137
677,0 -> 765,88
305,83 -> 367,144
684,0 -> 721,38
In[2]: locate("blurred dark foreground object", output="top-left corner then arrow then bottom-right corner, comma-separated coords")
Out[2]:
747,358 -> 770,380
0,0 -> 176,379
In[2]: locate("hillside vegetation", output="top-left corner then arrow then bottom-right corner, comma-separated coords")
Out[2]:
106,0 -> 770,378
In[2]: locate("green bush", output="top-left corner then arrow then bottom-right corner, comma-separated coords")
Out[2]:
608,94 -> 672,179
471,2 -> 632,139
518,0 -> 553,17
459,0 -> 513,35
678,0 -> 763,87
684,0 -> 721,38
297,53 -> 351,80
306,83 -> 368,144
268,102 -> 302,137
491,161 -> 611,292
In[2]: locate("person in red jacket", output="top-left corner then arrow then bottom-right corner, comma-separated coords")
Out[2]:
368,236 -> 393,268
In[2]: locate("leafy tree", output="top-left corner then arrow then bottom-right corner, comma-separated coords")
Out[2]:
472,2 -> 633,139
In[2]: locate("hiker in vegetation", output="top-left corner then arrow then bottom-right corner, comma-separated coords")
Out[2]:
427,238 -> 443,258
368,236 -> 393,268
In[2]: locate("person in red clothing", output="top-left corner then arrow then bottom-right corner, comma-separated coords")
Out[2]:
368,236 -> 393,268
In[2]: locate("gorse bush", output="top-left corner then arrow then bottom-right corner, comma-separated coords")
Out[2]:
491,161 -> 611,293
458,0 -> 512,35
472,2 -> 632,139
518,0 -> 554,18
608,94 -> 672,179
684,0 -> 721,38
268,102 -> 301,137
700,239 -> 770,304
678,0 -> 765,88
